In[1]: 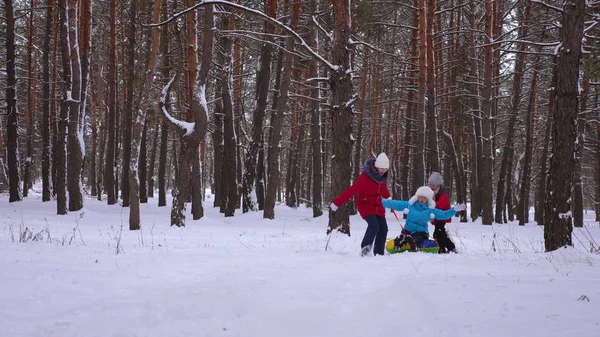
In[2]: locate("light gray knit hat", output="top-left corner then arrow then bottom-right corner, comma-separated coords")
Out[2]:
428,172 -> 443,185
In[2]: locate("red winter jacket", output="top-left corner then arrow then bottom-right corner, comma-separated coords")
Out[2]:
432,187 -> 451,224
332,159 -> 390,218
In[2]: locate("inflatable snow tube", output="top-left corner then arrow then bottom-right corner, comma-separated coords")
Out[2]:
385,238 -> 439,254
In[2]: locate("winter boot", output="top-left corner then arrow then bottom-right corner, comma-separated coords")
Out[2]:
360,245 -> 372,257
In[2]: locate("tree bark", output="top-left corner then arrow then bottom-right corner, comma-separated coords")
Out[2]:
23,0 -> 37,197
544,0 -> 584,251
495,0 -> 530,224
120,0 -> 136,208
571,76 -> 589,229
79,0 -> 92,193
327,0 -> 354,235
90,74 -> 98,197
402,5 -> 418,200
5,0 -> 22,202
468,0 -> 481,221
164,5 -> 213,226
128,0 -> 163,230
158,0 -> 170,207
104,0 -> 117,205
65,0 -> 84,211
426,0 -> 440,174
42,0 -> 55,202
414,0 -> 427,187
57,0 -> 72,214
264,0 -> 299,219
147,122 -> 159,198
478,0 -> 495,225
517,47 -> 541,226
240,0 -> 278,213
139,122 -> 148,203
309,0 -> 323,218
218,15 -> 238,217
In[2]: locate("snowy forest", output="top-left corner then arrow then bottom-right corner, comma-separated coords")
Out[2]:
1,0 -> 598,252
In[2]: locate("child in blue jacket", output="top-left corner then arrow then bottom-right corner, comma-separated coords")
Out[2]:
382,186 -> 466,249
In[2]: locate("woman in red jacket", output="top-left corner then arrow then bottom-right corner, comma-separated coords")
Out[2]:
330,153 -> 390,256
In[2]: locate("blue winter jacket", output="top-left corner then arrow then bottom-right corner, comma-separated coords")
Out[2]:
382,199 -> 456,235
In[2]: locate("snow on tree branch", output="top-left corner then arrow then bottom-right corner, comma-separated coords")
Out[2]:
530,0 -> 564,13
144,0 -> 339,72
311,15 -> 332,41
160,75 -> 195,136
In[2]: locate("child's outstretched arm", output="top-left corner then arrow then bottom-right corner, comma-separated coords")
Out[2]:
382,199 -> 409,211
431,204 -> 465,220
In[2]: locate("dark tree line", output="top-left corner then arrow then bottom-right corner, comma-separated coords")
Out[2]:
1,0 -> 598,251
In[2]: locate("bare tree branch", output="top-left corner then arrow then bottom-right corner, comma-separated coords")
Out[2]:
143,0 -> 338,72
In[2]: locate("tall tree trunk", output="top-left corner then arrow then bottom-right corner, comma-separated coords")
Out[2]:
97,74 -> 106,201
120,0 -> 136,208
23,0 -> 37,197
572,35 -> 591,229
191,150 -> 203,219
57,0 -> 72,214
286,94 -> 300,208
158,0 -> 170,207
79,0 -> 91,193
517,48 -> 541,226
355,39 -> 369,185
165,5 -> 213,226
139,122 -> 148,203
327,0 -> 354,235
426,0 -> 439,173
241,0 -> 278,213
495,0 -> 530,224
90,74 -> 98,197
183,0 -> 203,220
147,122 -> 159,198
309,0 -> 323,218
158,119 -> 169,206
213,105 -> 224,208
479,0 -> 494,225
403,6 -> 418,200
219,15 -> 238,217
368,52 -> 380,154
544,0 -> 584,251
104,0 -> 117,205
414,0 -> 427,187
128,0 -> 162,229
571,77 -> 589,229
469,0 -> 482,221
264,0 -> 298,219
5,0 -> 22,202
42,0 -> 55,201
536,90 -> 554,225
66,0 -> 83,211
232,16 -> 244,211
51,8 -> 59,197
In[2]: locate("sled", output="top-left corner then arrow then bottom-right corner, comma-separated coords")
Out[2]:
385,237 -> 439,254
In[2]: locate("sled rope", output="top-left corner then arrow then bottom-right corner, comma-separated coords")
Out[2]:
390,209 -> 405,231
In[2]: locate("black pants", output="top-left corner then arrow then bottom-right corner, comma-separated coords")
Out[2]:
433,223 -> 455,253
362,215 -> 388,255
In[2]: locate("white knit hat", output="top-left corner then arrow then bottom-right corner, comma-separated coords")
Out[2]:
428,172 -> 443,185
408,186 -> 436,208
374,153 -> 389,169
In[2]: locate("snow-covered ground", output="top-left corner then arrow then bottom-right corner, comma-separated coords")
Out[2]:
1,191 -> 599,337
